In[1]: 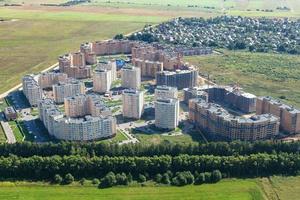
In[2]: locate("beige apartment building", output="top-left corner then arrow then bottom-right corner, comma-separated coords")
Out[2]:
22,75 -> 42,107
53,79 -> 85,104
256,96 -> 300,134
38,72 -> 68,89
121,65 -> 141,89
155,85 -> 178,100
93,68 -> 112,94
132,59 -> 163,78
122,89 -> 144,119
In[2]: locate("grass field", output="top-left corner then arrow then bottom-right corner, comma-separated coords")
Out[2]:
0,179 -> 265,200
0,7 -> 168,95
185,50 -> 300,108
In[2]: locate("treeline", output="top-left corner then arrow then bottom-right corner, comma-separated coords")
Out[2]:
0,141 -> 299,157
0,153 -> 299,181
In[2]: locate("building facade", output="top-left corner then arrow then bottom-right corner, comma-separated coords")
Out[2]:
22,75 -> 42,106
38,72 -> 68,89
53,79 -> 85,104
122,89 -> 144,119
93,68 -> 112,94
155,85 -> 178,100
132,59 -> 163,78
156,68 -> 198,90
121,65 -> 141,89
256,96 -> 300,134
189,98 -> 279,141
155,98 -> 179,129
39,95 -> 116,141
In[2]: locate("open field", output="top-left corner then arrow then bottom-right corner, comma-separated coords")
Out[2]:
0,7 -> 168,95
185,50 -> 300,108
0,179 -> 265,200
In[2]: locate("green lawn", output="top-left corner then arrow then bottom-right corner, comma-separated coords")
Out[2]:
8,121 -> 23,142
185,50 -> 300,108
0,179 -> 265,200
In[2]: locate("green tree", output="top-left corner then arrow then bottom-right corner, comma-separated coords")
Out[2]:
64,173 -> 74,185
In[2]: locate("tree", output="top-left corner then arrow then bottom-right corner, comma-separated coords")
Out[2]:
194,173 -> 205,185
53,174 -> 63,184
211,170 -> 222,183
204,172 -> 212,183
64,173 -> 74,185
100,172 -> 117,188
161,173 -> 171,185
138,174 -> 146,183
114,34 -> 124,40
116,173 -> 128,185
154,174 -> 162,183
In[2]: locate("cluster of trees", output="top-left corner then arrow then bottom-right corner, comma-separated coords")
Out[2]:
0,141 -> 298,157
0,153 -> 299,181
137,16 -> 300,54
52,170 -> 222,188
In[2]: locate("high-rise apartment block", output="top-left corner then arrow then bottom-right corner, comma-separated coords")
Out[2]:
97,61 -> 117,81
38,72 -> 68,89
189,98 -> 279,141
256,96 -> 300,134
39,95 -> 116,141
155,98 -> 179,129
156,68 -> 198,90
121,65 -> 141,89
58,52 -> 92,79
132,59 -> 163,78
22,75 -> 42,106
52,79 -> 85,104
155,85 -> 178,100
122,89 -> 144,119
93,68 -> 112,94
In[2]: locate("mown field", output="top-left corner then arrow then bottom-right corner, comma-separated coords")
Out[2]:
88,0 -> 300,17
0,7 -> 168,94
185,50 -> 300,108
0,179 -> 265,200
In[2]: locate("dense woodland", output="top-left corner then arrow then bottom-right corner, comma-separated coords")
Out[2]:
0,141 -> 298,187
132,16 -> 300,54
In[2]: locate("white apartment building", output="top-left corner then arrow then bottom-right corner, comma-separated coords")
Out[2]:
122,89 -> 144,119
155,85 -> 178,100
93,68 -> 112,94
22,75 -> 42,107
53,79 -> 85,104
155,98 -> 179,130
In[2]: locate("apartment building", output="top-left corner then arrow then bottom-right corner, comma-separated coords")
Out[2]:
52,79 -> 85,104
155,85 -> 178,100
121,65 -> 141,89
93,68 -> 112,94
22,75 -> 42,106
38,72 -> 68,89
122,89 -> 144,119
155,98 -> 179,130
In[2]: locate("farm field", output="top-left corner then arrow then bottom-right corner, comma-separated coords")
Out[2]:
0,7 -> 168,95
185,50 -> 300,108
0,179 -> 265,200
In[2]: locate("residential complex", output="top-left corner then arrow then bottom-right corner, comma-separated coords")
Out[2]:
155,98 -> 179,130
97,61 -> 117,81
22,75 -> 42,106
256,96 -> 300,134
189,98 -> 279,141
121,65 -> 141,89
155,85 -> 178,100
132,59 -> 163,78
39,95 -> 116,141
156,68 -> 198,90
183,87 -> 208,104
58,52 -> 92,79
38,72 -> 68,89
122,89 -> 144,119
93,68 -> 112,94
53,79 -> 85,104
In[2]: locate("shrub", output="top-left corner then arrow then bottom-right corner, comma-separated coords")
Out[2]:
204,172 -> 212,183
211,170 -> 222,183
161,173 -> 171,185
99,172 -> 117,188
79,178 -> 86,185
64,173 -> 74,185
92,178 -> 100,185
53,174 -> 63,184
194,173 -> 205,185
154,174 -> 162,183
171,171 -> 194,186
138,174 -> 147,183
116,173 -> 128,185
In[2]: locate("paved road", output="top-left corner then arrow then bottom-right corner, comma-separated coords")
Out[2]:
0,115 -> 16,143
